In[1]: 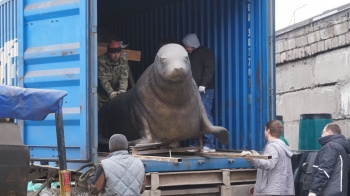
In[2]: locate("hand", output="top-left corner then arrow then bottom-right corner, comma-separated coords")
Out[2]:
241,151 -> 253,161
308,192 -> 316,196
117,90 -> 126,95
240,151 -> 253,156
110,91 -> 118,99
199,86 -> 205,93
250,150 -> 260,155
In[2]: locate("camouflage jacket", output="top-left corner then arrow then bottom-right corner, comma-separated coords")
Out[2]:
97,53 -> 129,97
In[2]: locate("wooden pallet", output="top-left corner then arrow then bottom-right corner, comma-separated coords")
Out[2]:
130,143 -> 271,162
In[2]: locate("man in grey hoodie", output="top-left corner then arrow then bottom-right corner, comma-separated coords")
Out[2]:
242,120 -> 295,196
182,33 -> 216,153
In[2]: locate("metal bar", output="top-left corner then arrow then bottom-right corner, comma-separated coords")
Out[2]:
144,169 -> 256,188
158,187 -> 219,195
133,146 -> 201,155
268,0 -> 276,120
32,176 -> 53,196
55,99 -> 67,170
151,172 -> 159,190
222,169 -> 230,186
89,0 -> 98,168
29,158 -> 90,163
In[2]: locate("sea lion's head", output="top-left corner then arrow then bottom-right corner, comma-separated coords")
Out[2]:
154,44 -> 191,82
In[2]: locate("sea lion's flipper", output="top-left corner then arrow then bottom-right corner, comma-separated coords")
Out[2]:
202,125 -> 229,146
198,95 -> 229,146
128,137 -> 150,146
128,126 -> 156,146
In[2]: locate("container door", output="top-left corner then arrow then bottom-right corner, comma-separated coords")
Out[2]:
0,0 -> 17,86
15,0 -> 97,164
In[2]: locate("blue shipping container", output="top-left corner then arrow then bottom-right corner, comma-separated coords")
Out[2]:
0,0 -> 275,170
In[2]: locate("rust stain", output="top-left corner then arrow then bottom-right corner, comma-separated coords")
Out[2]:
62,51 -> 74,56
255,61 -> 261,86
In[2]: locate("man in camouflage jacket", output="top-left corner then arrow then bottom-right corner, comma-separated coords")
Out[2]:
98,40 -> 129,110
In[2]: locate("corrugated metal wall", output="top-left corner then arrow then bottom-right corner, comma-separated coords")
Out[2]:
99,0 -> 274,150
2,0 -> 273,164
16,0 -> 97,164
0,0 -> 17,86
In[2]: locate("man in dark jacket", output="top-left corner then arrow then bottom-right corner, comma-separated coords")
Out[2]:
309,123 -> 350,196
182,33 -> 216,152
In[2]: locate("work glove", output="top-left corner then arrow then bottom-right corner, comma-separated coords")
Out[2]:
250,150 -> 260,155
110,90 -> 126,99
117,89 -> 126,95
240,150 -> 260,162
199,86 -> 206,93
240,151 -> 253,162
308,192 -> 316,196
240,151 -> 253,156
110,91 -> 118,99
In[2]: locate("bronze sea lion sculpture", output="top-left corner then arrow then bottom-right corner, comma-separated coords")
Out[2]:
98,43 -> 229,149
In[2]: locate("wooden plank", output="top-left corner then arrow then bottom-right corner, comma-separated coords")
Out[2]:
133,146 -> 201,155
130,143 -> 166,155
98,43 -> 141,62
132,142 -> 165,149
121,49 -> 141,62
133,155 -> 182,163
131,143 -> 201,155
202,152 -> 271,160
97,44 -> 106,56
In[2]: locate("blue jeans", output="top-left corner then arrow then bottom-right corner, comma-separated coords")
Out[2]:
192,89 -> 215,148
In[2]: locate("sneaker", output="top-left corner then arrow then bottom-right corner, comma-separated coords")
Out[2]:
203,146 -> 216,153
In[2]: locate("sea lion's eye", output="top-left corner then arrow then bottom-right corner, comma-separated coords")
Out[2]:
160,58 -> 166,63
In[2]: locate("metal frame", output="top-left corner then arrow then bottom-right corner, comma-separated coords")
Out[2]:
143,169 -> 256,196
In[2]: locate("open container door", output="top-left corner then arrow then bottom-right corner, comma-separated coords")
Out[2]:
17,0 -> 97,168
97,0 -> 275,151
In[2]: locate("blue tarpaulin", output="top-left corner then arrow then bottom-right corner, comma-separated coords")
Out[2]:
0,85 -> 67,120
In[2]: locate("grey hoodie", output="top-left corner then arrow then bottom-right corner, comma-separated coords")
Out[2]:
182,33 -> 201,48
250,139 -> 295,196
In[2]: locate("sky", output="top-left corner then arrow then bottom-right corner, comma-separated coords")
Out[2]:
276,0 -> 350,30
1,0 -> 348,31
